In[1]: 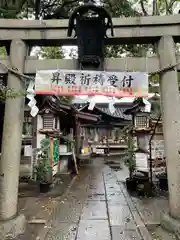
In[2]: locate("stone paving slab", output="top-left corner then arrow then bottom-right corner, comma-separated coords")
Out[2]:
114,171 -> 152,240
50,201 -> 84,223
86,193 -> 106,201
21,159 -> 153,240
87,189 -> 105,196
77,220 -> 111,240
87,182 -> 105,190
111,226 -> 142,240
105,183 -> 121,192
108,205 -> 136,228
132,196 -> 169,225
106,191 -> 125,202
104,176 -> 115,181
104,178 -> 118,184
107,199 -> 128,207
89,181 -> 105,187
89,184 -> 105,189
88,187 -> 105,194
114,161 -> 172,239
81,201 -> 108,220
44,223 -> 77,240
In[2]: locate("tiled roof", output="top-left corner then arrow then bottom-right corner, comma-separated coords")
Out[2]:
150,112 -> 162,121
77,102 -> 133,121
95,106 -> 132,121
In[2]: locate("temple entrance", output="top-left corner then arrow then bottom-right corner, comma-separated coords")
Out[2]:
0,4 -> 180,238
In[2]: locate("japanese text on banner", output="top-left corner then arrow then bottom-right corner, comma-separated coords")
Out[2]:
35,69 -> 148,97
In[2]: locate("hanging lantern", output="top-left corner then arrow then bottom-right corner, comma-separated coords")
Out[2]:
67,1 -> 114,70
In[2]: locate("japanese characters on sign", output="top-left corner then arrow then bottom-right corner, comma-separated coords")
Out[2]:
35,69 -> 148,97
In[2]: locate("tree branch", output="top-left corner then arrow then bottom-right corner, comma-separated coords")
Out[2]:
168,0 -> 177,14
152,0 -> 156,15
61,0 -> 79,9
35,0 -> 41,19
43,0 -> 79,19
103,0 -> 113,13
164,0 -> 171,14
140,0 -> 148,16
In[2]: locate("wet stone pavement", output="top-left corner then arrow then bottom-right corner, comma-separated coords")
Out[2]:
38,160 -> 149,240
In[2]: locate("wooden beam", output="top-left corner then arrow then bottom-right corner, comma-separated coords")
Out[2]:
75,112 -> 99,122
0,15 -> 179,45
0,55 -> 180,75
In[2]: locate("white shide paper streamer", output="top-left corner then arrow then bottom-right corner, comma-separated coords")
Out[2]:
88,96 -> 116,114
26,80 -> 39,117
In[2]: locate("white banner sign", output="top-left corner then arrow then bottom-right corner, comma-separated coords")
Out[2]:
35,69 -> 148,97
135,153 -> 148,172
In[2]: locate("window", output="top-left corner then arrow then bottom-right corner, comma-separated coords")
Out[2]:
43,114 -> 54,129
135,116 -> 148,128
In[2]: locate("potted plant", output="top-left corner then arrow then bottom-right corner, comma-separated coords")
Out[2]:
34,138 -> 52,193
157,168 -> 168,191
125,135 -> 137,191
35,157 -> 51,193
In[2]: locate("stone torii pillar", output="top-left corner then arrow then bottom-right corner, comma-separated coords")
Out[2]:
0,40 -> 27,237
158,36 -> 180,233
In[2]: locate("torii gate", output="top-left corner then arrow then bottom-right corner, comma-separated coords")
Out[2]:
0,15 -> 180,236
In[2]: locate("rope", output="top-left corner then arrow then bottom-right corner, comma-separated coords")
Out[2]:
0,61 -> 33,81
149,61 -> 180,77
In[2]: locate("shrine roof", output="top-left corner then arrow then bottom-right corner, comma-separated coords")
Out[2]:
150,112 -> 162,121
78,102 -> 133,121
37,95 -> 99,122
124,98 -> 151,115
38,95 -> 70,114
95,105 -> 132,120
149,97 -> 161,121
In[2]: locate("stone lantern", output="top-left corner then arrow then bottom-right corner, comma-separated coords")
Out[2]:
134,112 -> 149,129
124,98 -> 151,152
39,108 -> 59,131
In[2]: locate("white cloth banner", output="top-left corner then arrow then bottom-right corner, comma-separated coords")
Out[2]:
35,69 -> 148,97
135,153 -> 148,172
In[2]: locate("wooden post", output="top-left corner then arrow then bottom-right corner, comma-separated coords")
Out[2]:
32,116 -> 37,149
106,128 -> 109,155
74,117 -> 81,157
49,136 -> 54,167
0,40 -> 27,220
